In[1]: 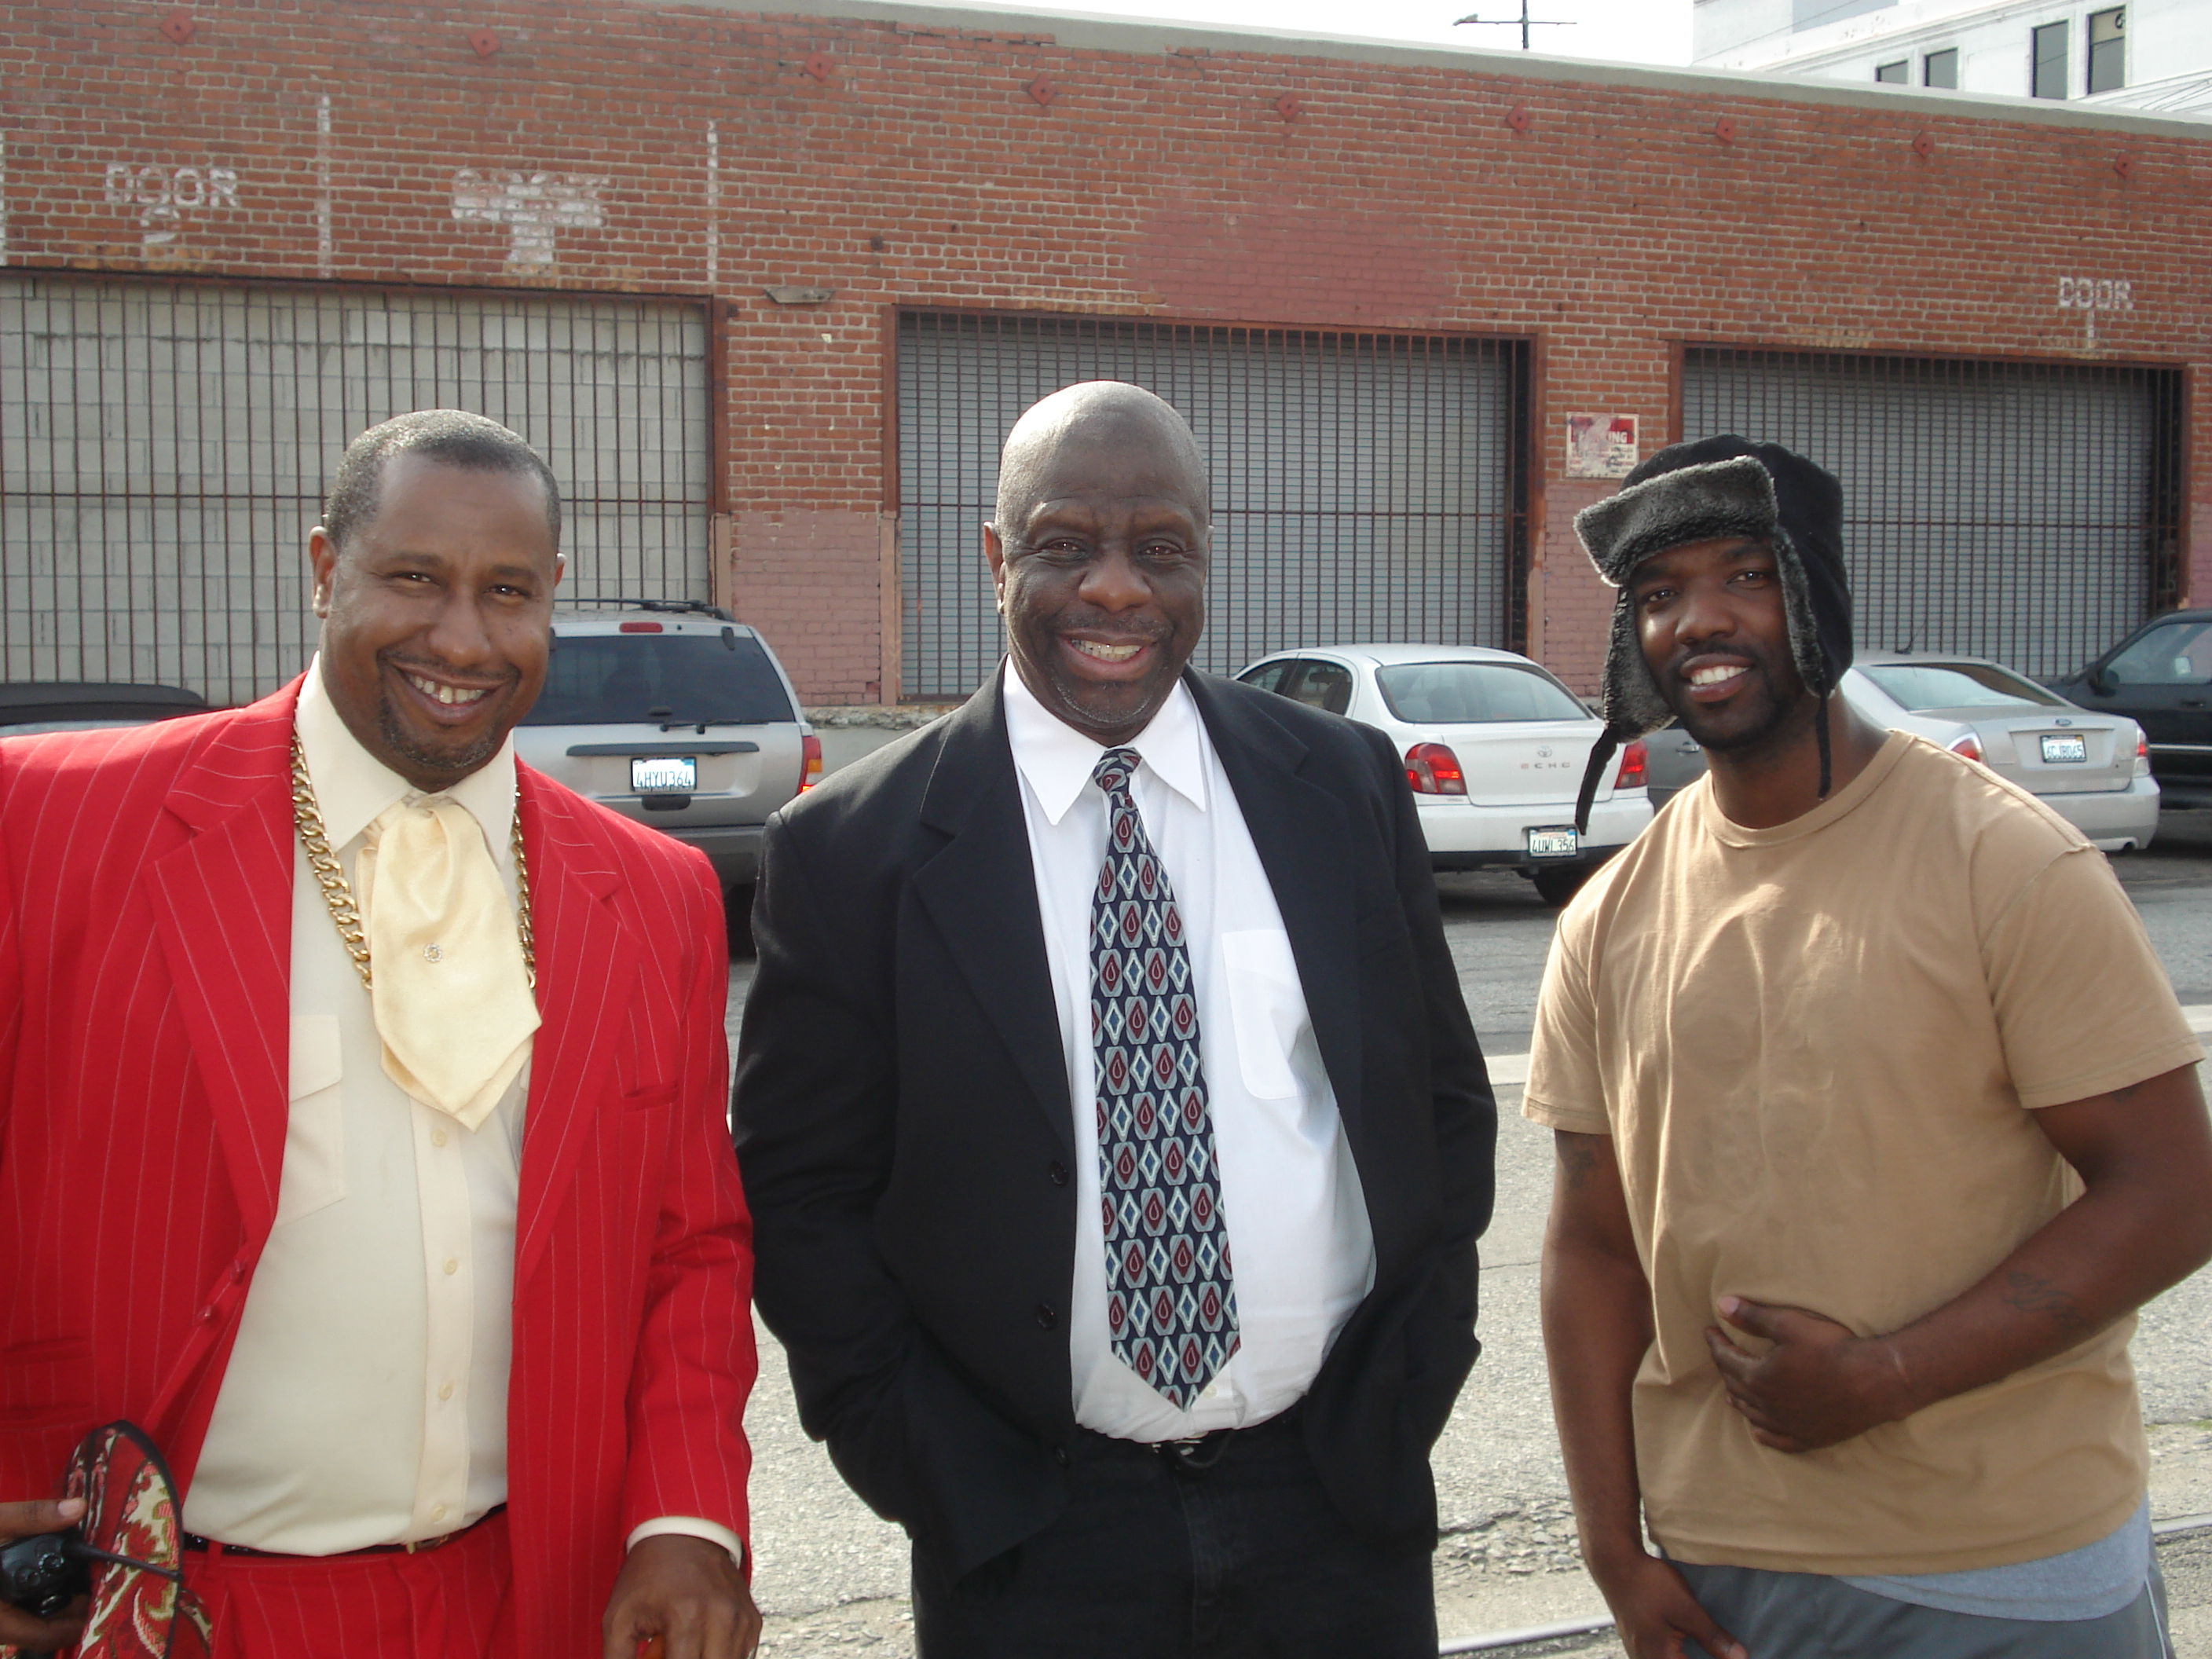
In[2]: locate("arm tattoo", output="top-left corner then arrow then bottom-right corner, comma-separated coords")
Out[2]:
2001,1270 -> 2096,1339
1556,1133 -> 1601,1193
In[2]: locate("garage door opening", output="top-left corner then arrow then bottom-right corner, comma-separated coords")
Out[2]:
1682,347 -> 2185,682
0,275 -> 711,705
895,310 -> 1531,703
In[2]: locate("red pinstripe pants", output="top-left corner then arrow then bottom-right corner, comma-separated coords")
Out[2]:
181,1511 -> 513,1659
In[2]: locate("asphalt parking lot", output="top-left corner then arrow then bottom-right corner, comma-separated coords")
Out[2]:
726,809 -> 2212,1657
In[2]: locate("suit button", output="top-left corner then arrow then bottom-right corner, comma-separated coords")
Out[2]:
230,1259 -> 247,1283
1047,1162 -> 1069,1187
199,1305 -> 219,1324
1034,1302 -> 1058,1331
1053,1444 -> 1071,1468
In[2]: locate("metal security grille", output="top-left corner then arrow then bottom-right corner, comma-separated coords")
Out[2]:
896,311 -> 1529,701
1683,348 -> 2185,680
0,275 -> 711,705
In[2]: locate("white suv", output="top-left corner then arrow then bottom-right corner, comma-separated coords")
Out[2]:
511,601 -> 819,895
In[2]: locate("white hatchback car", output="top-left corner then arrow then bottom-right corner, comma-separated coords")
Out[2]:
1234,643 -> 1653,903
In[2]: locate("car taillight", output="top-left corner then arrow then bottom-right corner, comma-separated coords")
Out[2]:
2138,734 -> 2149,760
800,733 -> 823,792
1614,738 -> 1647,789
617,620 -> 664,632
1948,733 -> 1983,763
1404,742 -> 1467,796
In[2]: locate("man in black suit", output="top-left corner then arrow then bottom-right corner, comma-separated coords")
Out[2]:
732,381 -> 1495,1657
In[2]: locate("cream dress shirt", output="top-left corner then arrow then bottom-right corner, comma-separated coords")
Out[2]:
185,659 -> 740,1566
1001,665 -> 1376,1442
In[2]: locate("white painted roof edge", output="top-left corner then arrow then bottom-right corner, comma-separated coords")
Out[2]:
628,0 -> 2212,138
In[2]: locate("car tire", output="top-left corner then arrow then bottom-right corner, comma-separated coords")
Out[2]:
1533,865 -> 1590,908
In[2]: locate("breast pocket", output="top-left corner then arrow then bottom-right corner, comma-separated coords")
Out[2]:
1220,929 -> 1309,1102
276,1014 -> 347,1227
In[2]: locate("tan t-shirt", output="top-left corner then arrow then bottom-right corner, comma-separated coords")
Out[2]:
1525,731 -> 2205,1576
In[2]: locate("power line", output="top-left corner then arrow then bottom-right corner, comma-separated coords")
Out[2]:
1453,2 -> 1575,52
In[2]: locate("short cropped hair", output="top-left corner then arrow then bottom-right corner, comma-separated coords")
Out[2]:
322,409 -> 562,551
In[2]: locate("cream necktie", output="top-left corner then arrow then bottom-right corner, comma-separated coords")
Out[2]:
355,795 -> 541,1131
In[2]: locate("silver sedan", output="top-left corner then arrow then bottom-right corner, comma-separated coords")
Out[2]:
1645,651 -> 2159,853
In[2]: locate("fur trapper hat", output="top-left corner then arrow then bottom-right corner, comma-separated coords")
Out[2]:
1569,436 -> 1852,831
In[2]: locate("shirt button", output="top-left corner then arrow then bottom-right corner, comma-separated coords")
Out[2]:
199,1305 -> 219,1324
430,1503 -> 449,1522
431,1128 -> 449,1148
442,1257 -> 460,1276
438,1381 -> 455,1402
1034,1302 -> 1057,1331
1047,1161 -> 1069,1187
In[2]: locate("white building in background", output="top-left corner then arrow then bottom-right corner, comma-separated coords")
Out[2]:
1694,1 -> 2212,118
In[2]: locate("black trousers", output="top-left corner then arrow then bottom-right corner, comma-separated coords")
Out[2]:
910,1412 -> 1437,1659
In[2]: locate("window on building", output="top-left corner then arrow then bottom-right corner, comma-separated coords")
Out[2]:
1924,48 -> 1959,88
2089,8 -> 2126,93
2031,21 -> 2069,98
1876,59 -> 1909,82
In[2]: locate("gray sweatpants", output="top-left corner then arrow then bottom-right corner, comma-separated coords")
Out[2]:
1675,1558 -> 2175,1658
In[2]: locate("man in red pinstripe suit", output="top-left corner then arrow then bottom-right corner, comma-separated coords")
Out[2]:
0,412 -> 760,1659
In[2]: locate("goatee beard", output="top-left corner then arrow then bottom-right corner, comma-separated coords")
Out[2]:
377,695 -> 506,782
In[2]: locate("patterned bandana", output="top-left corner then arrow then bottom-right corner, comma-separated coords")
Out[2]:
1090,746 -> 1240,1408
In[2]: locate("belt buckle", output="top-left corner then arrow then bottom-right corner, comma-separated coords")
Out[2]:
1161,1429 -> 1231,1470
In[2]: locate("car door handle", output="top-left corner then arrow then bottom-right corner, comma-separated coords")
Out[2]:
2183,698 -> 2207,709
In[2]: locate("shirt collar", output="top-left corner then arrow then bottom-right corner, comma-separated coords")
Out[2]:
1001,660 -> 1209,826
295,654 -> 518,855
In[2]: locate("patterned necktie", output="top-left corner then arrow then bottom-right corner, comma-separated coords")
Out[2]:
1090,746 -> 1239,1409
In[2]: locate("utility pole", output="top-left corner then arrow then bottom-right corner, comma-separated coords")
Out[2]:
1453,1 -> 1574,52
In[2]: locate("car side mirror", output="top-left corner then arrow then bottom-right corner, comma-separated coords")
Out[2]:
2088,666 -> 2117,695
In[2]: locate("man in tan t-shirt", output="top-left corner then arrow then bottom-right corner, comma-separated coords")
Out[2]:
1529,436 -> 2212,1659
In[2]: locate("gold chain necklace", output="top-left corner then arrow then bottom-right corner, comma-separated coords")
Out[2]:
288,733 -> 537,992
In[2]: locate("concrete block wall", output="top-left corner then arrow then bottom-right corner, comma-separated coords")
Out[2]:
4,0 -> 2207,700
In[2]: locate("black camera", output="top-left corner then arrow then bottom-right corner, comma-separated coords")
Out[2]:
0,1528 -> 91,1619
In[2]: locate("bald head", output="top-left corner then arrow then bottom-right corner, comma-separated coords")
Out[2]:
994,382 -> 1209,537
983,381 -> 1213,746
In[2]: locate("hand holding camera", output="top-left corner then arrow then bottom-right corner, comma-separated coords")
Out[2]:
0,1496 -> 91,1651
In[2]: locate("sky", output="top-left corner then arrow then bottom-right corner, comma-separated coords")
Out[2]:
991,0 -> 1694,65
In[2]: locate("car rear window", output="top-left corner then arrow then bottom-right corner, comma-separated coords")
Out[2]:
523,632 -> 795,726
1374,662 -> 1588,724
1859,662 -> 2062,711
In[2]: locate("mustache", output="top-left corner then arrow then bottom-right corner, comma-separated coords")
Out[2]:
379,651 -> 522,691
1053,615 -> 1173,645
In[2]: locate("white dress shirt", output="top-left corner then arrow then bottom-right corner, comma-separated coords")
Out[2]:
186,659 -> 741,1566
1002,665 -> 1375,1442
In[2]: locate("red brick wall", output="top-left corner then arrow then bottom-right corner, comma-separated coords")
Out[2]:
7,0 -> 2207,699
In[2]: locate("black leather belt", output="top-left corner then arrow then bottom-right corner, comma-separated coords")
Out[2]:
1074,1403 -> 1303,1471
183,1504 -> 504,1560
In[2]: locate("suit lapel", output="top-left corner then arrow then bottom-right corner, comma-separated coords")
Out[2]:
514,768 -> 642,1287
912,677 -> 1075,1159
146,684 -> 302,1243
1186,673 -> 1365,1137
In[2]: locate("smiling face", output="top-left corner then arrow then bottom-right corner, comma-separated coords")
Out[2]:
308,452 -> 562,791
1630,534 -> 1814,756
985,391 -> 1210,746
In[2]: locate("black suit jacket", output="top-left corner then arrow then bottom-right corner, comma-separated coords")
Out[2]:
732,668 -> 1496,1577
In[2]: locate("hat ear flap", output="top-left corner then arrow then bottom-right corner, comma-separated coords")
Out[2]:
1600,592 -> 1674,734
1770,526 -> 1830,698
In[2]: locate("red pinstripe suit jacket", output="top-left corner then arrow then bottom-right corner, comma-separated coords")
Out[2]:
0,679 -> 756,1656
